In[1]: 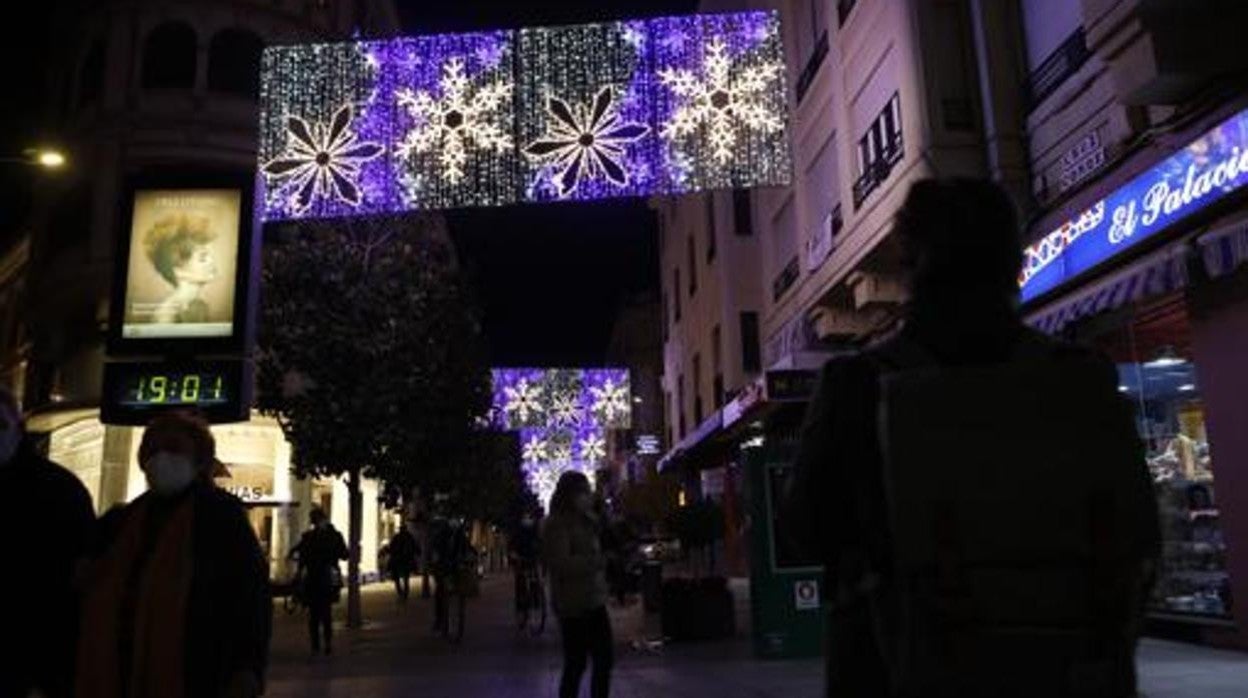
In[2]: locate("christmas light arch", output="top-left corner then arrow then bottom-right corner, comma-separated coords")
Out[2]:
492,368 -> 630,509
258,11 -> 791,221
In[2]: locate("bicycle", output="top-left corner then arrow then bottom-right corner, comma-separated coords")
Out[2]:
515,561 -> 547,637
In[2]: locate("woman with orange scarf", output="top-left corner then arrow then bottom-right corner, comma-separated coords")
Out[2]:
76,412 -> 271,698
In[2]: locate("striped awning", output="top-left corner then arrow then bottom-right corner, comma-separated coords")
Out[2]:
1025,241 -> 1191,335
1199,220 -> 1248,279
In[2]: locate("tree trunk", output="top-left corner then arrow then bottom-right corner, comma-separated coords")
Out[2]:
347,466 -> 364,629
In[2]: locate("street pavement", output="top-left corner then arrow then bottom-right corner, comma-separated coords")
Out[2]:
265,574 -> 1248,697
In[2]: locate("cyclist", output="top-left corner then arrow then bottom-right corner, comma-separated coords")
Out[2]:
510,510 -> 543,618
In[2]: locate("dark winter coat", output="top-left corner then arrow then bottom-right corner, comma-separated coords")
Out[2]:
0,441 -> 95,698
89,482 -> 272,698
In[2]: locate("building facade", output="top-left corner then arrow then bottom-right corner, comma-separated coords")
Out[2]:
1017,0 -> 1248,647
656,0 -> 1022,576
659,0 -> 1248,650
1,0 -> 408,581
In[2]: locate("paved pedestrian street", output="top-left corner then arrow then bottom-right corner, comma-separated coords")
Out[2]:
265,574 -> 1248,697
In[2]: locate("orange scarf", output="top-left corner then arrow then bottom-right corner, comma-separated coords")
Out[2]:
77,495 -> 195,698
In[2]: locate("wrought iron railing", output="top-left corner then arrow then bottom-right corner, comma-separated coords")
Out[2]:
1027,28 -> 1091,110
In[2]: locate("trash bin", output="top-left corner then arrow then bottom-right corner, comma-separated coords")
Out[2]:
642,560 -> 663,613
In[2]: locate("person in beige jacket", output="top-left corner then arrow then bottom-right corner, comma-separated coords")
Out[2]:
542,471 -> 613,698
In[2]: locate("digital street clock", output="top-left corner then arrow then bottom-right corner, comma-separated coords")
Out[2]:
101,359 -> 252,425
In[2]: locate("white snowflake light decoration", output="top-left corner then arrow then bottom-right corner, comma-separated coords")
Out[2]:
524,87 -> 650,197
658,37 -> 784,164
589,378 -> 631,425
522,435 -> 550,464
579,432 -> 607,464
262,104 -> 384,213
397,58 -> 513,185
550,391 -> 584,427
504,379 -> 544,425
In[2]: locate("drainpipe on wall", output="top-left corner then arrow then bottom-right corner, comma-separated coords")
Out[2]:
968,0 -> 1033,210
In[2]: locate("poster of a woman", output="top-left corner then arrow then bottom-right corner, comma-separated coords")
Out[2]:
122,189 -> 241,338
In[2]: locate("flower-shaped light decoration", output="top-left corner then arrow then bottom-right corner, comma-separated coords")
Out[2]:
262,104 -> 384,214
658,37 -> 784,164
397,58 -> 513,185
504,379 -> 545,425
524,87 -> 650,198
589,377 -> 631,426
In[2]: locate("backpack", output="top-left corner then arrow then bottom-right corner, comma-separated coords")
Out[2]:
868,334 -> 1158,697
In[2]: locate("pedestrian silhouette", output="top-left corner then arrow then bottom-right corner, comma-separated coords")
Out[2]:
0,388 -> 94,698
76,410 -> 271,698
290,507 -> 348,655
387,525 -> 418,603
543,471 -> 614,698
786,178 -> 1161,697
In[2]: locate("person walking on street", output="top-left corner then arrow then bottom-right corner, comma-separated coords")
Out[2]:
430,515 -> 473,636
75,411 -> 271,698
785,178 -> 1160,697
290,507 -> 348,656
0,388 -> 95,698
387,525 -> 419,602
543,472 -> 614,698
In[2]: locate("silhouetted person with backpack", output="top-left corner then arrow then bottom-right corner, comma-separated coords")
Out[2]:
787,178 -> 1161,697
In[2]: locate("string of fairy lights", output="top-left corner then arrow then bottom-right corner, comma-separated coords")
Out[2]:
257,11 -> 792,222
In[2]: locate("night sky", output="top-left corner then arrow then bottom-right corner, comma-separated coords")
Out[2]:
0,1 -> 691,365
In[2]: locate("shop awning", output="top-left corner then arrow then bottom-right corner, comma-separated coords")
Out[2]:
1025,241 -> 1191,335
1199,219 -> 1248,280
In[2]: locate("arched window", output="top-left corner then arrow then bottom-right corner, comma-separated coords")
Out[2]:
141,22 -> 197,89
208,29 -> 264,98
78,40 -> 106,106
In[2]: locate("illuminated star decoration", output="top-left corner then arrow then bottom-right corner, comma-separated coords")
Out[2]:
589,377 -> 630,425
262,104 -> 384,213
397,58 -> 514,185
524,87 -> 650,198
503,379 -> 544,425
658,37 -> 784,163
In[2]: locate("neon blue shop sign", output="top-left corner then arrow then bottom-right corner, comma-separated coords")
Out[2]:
1021,107 -> 1248,302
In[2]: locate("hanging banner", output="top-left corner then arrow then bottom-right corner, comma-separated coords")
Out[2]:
257,11 -> 791,221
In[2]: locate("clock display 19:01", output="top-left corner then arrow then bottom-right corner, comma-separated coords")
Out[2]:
133,373 -> 225,404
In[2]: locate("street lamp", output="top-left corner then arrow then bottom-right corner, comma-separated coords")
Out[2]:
0,148 -> 68,170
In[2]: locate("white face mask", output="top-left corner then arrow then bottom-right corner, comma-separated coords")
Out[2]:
145,452 -> 197,496
0,426 -> 20,465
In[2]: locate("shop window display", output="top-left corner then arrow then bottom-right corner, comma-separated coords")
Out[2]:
1087,295 -> 1230,619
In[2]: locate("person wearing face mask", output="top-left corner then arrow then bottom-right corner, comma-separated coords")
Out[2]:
75,411 -> 272,698
543,472 -> 614,698
0,388 -> 94,698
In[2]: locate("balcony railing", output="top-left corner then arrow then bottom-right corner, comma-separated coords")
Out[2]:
1027,28 -> 1092,110
852,137 -> 904,209
795,31 -> 829,104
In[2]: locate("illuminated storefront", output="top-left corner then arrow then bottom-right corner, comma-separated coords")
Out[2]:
35,410 -> 391,583
1024,102 -> 1248,645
